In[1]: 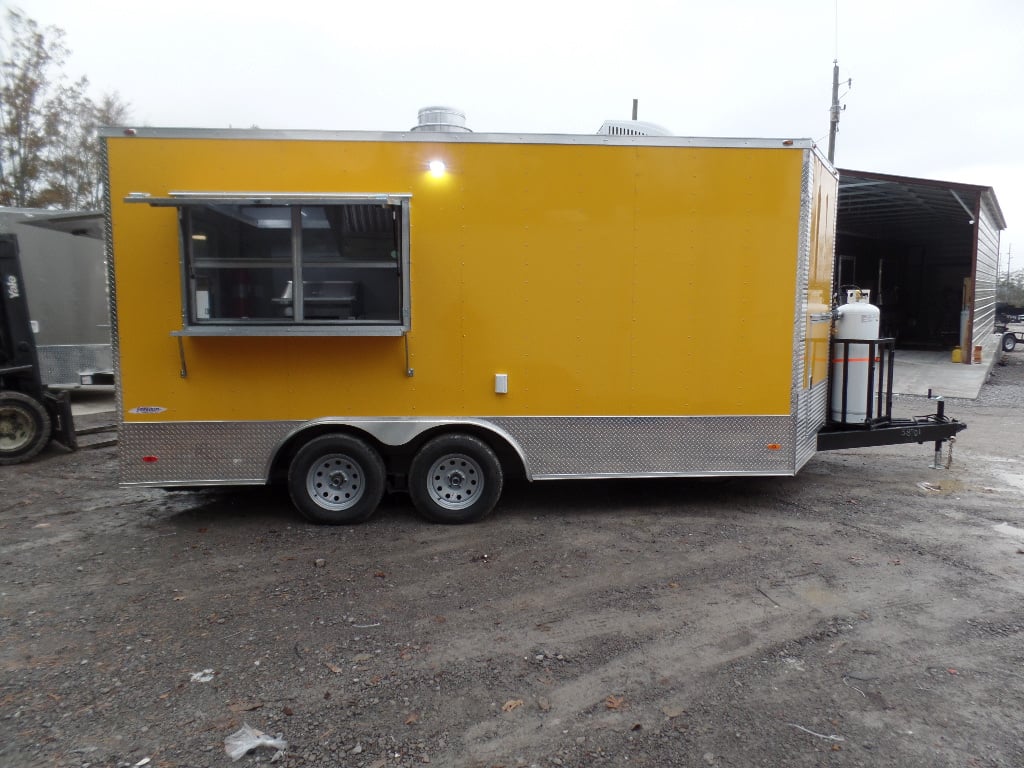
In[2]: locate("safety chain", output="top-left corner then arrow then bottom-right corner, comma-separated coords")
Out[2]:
945,436 -> 956,469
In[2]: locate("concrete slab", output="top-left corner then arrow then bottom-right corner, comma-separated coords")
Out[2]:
890,332 -> 1004,399
68,386 -> 116,417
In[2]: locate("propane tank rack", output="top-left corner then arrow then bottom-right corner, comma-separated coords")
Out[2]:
829,336 -> 896,426
817,335 -> 966,453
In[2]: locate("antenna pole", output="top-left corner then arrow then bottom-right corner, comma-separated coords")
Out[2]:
827,60 -> 840,163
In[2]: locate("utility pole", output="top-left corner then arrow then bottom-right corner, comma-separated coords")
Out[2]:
827,60 -> 841,163
632,99 -> 638,121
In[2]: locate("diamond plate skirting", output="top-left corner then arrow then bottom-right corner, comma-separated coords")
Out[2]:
120,421 -> 298,485
492,416 -> 795,477
795,381 -> 829,471
120,414 -> 799,486
37,344 -> 113,386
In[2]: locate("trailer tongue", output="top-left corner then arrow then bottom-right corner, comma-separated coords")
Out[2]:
817,393 -> 965,456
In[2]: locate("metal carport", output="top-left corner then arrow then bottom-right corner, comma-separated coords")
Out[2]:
837,169 -> 1006,362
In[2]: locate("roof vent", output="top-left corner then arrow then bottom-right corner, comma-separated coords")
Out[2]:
411,106 -> 471,133
597,120 -> 671,137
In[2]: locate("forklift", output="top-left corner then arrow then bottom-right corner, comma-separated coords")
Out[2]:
0,234 -> 76,464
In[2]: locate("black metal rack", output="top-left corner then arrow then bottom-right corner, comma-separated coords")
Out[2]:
829,336 -> 896,426
817,335 -> 965,452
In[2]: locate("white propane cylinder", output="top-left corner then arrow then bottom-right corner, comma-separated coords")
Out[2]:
830,290 -> 881,423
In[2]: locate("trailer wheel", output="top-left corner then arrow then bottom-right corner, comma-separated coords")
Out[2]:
408,434 -> 503,524
1002,332 -> 1017,352
288,434 -> 386,524
0,391 -> 51,465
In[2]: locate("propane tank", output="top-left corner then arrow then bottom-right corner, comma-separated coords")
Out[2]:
830,289 -> 881,423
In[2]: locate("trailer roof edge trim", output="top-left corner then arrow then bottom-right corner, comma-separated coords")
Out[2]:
125,192 -> 411,206
101,126 -> 816,151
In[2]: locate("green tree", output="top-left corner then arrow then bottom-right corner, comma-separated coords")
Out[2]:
997,268 -> 1024,312
0,8 -> 130,210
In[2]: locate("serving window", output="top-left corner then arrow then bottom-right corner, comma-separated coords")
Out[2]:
129,192 -> 410,336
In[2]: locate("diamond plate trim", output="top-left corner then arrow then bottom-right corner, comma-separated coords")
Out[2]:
789,151 -> 815,466
491,416 -> 796,477
120,415 -> 799,486
121,421 -> 297,484
37,344 -> 112,386
796,381 -> 829,470
102,140 -> 122,421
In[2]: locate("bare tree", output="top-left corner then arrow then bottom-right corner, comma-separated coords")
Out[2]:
80,91 -> 131,210
36,76 -> 90,208
0,9 -> 66,207
44,87 -> 130,210
0,9 -> 130,210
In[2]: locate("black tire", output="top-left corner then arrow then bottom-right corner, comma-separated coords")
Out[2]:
0,391 -> 51,466
287,434 -> 386,524
408,434 -> 503,524
1002,332 -> 1017,352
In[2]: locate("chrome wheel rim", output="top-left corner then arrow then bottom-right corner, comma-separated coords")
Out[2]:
426,453 -> 483,510
306,453 -> 365,511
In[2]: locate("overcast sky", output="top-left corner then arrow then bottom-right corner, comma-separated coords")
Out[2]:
13,0 -> 1022,266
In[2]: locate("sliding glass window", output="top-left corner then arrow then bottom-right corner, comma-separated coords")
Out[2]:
175,196 -> 409,334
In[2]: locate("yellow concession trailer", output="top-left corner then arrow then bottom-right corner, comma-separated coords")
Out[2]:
102,128 -> 962,524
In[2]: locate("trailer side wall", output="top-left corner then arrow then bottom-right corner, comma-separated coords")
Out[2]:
105,132 -> 833,484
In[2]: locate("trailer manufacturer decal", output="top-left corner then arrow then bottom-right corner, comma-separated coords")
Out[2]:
130,406 -> 167,414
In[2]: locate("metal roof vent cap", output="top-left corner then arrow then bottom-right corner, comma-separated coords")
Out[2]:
411,106 -> 471,133
597,120 -> 671,137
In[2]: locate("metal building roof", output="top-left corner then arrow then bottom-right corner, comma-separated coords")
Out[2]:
838,168 -> 1006,241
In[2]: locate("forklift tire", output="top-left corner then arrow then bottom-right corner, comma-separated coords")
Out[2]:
287,434 -> 386,525
408,434 -> 503,524
0,391 -> 52,465
1002,332 -> 1017,352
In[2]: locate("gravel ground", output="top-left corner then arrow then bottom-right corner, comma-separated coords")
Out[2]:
2,353 -> 1023,768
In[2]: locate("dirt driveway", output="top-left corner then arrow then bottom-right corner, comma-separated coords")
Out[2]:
2,355 -> 1024,768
